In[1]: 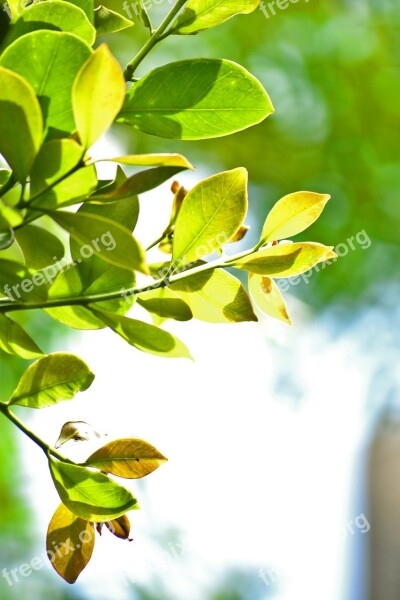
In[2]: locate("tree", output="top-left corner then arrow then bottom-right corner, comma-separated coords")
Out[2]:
0,0 -> 334,583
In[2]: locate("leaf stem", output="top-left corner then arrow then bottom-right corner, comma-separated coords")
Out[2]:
0,403 -> 73,463
124,0 -> 189,80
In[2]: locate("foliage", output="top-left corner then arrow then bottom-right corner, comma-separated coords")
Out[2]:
0,0 -> 334,584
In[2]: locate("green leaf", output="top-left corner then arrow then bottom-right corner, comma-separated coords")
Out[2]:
230,242 -> 337,277
0,314 -> 44,359
29,139 -> 97,209
0,258 -> 48,301
66,0 -> 94,23
73,43 -> 126,148
85,438 -> 167,479
0,228 -> 14,249
118,59 -> 274,140
99,153 -> 194,169
49,456 -> 139,521
134,0 -> 152,30
0,67 -> 43,181
169,268 -> 258,323
260,191 -> 331,244
47,503 -> 95,584
49,210 -> 148,273
169,0 -> 259,35
46,198 -> 139,330
15,224 -> 65,270
137,287 -> 193,325
0,169 -> 11,189
8,353 -> 95,408
248,274 -> 291,325
0,200 -> 22,228
172,168 -> 248,266
3,0 -> 96,47
94,5 -> 134,35
0,31 -> 92,139
91,308 -> 193,360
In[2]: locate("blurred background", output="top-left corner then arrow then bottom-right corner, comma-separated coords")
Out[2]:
0,0 -> 399,598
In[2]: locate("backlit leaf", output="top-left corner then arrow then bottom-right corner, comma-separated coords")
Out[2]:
49,456 -> 139,521
230,242 -> 336,277
91,308 -> 193,359
172,168 -> 248,266
248,274 -> 291,325
119,59 -> 274,140
260,191 -> 331,244
15,224 -> 65,269
0,314 -> 44,359
0,67 -> 43,181
85,438 -> 167,479
47,503 -> 95,584
94,5 -> 134,35
169,0 -> 259,35
8,353 -> 95,408
0,31 -> 92,139
73,44 -> 126,148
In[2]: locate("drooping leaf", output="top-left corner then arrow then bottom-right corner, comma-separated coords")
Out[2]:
92,166 -> 191,203
8,353 -> 95,408
49,456 -> 139,521
49,210 -> 148,273
137,286 -> 193,325
0,31 -> 92,139
3,0 -> 96,47
119,59 -> 274,140
0,314 -> 44,359
260,191 -> 331,244
169,268 -> 258,323
230,242 -> 337,277
91,308 -> 193,360
172,168 -> 248,266
73,44 -> 126,148
169,0 -> 259,35
15,224 -> 65,269
94,5 -> 134,35
47,503 -> 95,584
0,67 -> 43,181
248,274 -> 291,325
85,438 -> 167,479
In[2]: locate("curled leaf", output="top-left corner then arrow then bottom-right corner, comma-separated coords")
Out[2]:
105,514 -> 133,541
55,421 -> 104,449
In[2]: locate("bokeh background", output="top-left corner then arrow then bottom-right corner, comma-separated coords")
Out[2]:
1,0 -> 399,598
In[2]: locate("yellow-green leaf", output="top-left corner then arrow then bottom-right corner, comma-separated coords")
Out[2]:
248,274 -> 291,325
170,0 -> 260,35
230,242 -> 336,277
0,314 -> 44,359
47,503 -> 95,584
172,168 -> 248,267
85,438 -> 168,479
73,44 -> 125,148
260,191 -> 331,243
99,153 -> 194,169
